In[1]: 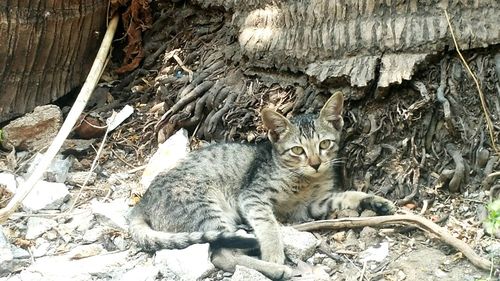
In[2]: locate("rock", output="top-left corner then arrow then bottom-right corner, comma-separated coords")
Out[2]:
26,154 -> 73,183
25,217 -> 57,240
281,226 -> 318,262
113,235 -> 128,251
10,246 -> 30,259
1,105 -> 62,151
359,226 -> 380,247
140,128 -> 189,191
82,227 -> 104,243
231,265 -> 271,281
485,242 -> 500,258
21,181 -> 70,212
119,264 -> 159,281
16,250 -> 130,280
0,227 -> 30,276
0,171 -> 19,193
359,241 -> 389,263
66,171 -> 97,186
90,198 -> 130,231
61,139 -> 95,154
154,243 -> 215,280
32,239 -> 51,257
68,244 -> 104,259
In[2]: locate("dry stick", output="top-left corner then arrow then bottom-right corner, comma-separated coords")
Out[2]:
443,10 -> 499,154
0,15 -> 120,223
293,214 -> 492,271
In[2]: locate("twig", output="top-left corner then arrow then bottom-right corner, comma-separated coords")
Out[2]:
67,127 -> 111,212
0,15 -> 120,223
293,214 -> 493,271
443,10 -> 499,153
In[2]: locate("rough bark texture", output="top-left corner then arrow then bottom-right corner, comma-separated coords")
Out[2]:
0,0 -> 108,122
194,0 -> 500,89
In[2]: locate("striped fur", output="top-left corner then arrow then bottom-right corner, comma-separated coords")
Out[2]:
128,92 -> 395,279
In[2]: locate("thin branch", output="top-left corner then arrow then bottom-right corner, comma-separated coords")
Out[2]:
0,15 -> 120,222
293,214 -> 493,271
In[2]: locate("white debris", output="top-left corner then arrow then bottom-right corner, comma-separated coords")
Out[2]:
359,241 -> 389,263
21,181 -> 70,212
140,128 -> 189,191
281,226 -> 319,262
231,265 -> 272,281
118,264 -> 159,281
25,217 -> 57,240
90,198 -> 130,231
154,243 -> 214,280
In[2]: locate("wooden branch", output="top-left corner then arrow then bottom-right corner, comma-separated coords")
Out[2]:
293,214 -> 492,271
0,15 -> 120,223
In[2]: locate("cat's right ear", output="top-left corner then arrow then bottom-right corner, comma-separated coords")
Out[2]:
261,109 -> 291,142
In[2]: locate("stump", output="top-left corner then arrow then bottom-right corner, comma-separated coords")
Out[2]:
0,0 -> 108,122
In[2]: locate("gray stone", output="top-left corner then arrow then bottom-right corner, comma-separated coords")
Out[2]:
154,243 -> 215,280
26,154 -> 72,183
61,139 -> 95,154
25,217 -> 57,240
21,181 -> 70,212
0,172 -> 19,194
118,264 -> 159,281
66,171 -> 97,186
82,227 -> 103,243
281,226 -> 318,262
231,265 -> 271,281
10,246 -> 30,259
15,249 -> 130,280
359,226 -> 380,247
113,235 -> 128,251
32,240 -> 51,258
1,105 -> 62,151
485,242 -> 500,258
68,244 -> 104,259
90,198 -> 130,231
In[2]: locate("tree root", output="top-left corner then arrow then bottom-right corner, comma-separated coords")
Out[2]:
293,214 -> 493,271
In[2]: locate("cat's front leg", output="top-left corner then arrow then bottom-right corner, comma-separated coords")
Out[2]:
304,191 -> 395,220
238,195 -> 285,264
337,191 -> 396,215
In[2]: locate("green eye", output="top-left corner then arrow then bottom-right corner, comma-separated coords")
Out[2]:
319,140 -> 331,149
291,146 -> 304,155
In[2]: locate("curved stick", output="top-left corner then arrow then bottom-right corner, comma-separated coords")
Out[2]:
293,214 -> 492,271
0,15 -> 120,222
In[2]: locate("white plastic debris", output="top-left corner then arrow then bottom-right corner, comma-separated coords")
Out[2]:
107,105 -> 134,132
359,241 -> 389,263
140,129 -> 189,190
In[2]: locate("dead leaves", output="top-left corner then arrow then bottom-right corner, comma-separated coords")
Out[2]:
111,0 -> 153,74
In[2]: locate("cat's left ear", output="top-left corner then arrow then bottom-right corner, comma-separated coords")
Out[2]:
261,109 -> 291,142
319,91 -> 344,131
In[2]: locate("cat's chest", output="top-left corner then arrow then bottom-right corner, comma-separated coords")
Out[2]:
274,176 -> 333,210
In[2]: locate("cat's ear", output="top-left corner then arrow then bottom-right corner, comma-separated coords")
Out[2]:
261,109 -> 291,142
319,91 -> 344,131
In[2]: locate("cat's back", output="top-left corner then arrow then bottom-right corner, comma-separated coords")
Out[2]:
152,141 -> 272,188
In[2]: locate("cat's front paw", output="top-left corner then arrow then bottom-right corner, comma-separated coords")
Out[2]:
359,195 -> 395,215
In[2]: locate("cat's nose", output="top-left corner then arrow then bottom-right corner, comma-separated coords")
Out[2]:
310,163 -> 321,171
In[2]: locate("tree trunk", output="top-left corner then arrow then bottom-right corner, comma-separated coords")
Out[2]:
0,0 -> 108,122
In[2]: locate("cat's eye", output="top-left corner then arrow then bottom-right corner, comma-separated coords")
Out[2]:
319,140 -> 331,149
291,146 -> 304,155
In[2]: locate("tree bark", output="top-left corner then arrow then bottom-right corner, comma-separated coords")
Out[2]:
0,0 -> 108,122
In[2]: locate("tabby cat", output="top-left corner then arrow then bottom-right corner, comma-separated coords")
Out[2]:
129,92 -> 395,279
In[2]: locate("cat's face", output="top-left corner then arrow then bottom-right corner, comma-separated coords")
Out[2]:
262,92 -> 344,177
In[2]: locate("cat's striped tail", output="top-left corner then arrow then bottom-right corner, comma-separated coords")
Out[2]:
128,208 -> 259,251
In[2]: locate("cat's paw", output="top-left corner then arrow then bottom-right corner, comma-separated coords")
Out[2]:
359,195 -> 395,215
